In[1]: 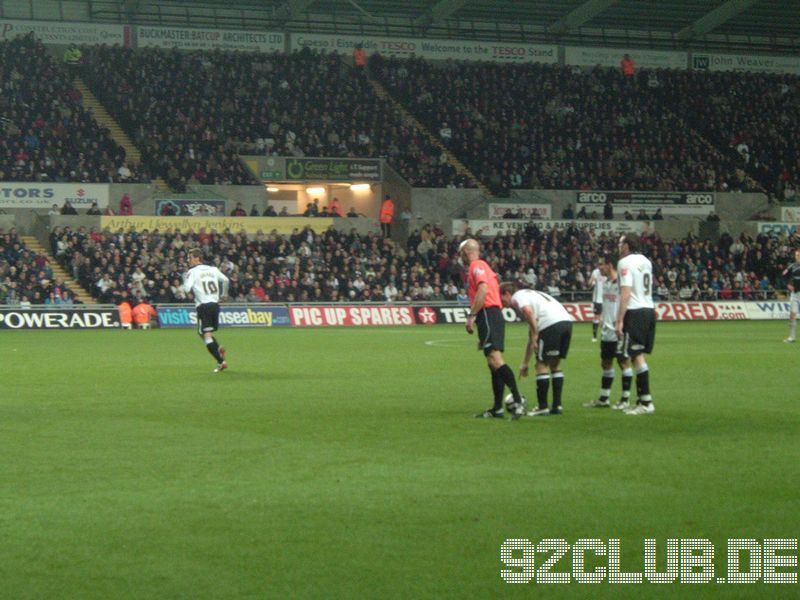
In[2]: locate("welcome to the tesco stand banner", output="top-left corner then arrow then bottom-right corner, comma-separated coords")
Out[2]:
137,26 -> 283,52
291,33 -> 557,64
0,183 -> 109,209
452,219 -> 647,237
0,19 -> 130,45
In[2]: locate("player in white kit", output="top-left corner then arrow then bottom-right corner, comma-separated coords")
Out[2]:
781,248 -> 800,343
182,248 -> 231,372
615,234 -> 656,415
588,261 -> 606,342
584,255 -> 633,408
500,283 -> 574,416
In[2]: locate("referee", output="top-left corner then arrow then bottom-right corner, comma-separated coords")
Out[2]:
460,239 -> 524,419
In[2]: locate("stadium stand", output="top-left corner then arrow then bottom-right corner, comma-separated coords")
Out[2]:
649,69 -> 800,201
68,41 -> 797,197
41,223 -> 789,307
370,55 -> 769,196
78,45 -> 473,191
0,34 -> 148,185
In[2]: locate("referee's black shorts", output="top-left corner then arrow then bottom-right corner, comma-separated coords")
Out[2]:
476,306 -> 505,356
622,308 -> 656,357
196,302 -> 220,335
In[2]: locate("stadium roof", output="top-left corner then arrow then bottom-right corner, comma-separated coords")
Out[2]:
105,0 -> 800,52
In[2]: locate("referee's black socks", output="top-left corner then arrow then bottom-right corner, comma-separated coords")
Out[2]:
490,367 -> 504,411
496,364 -> 521,405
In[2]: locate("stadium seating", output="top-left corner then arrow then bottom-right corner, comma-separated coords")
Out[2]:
0,34 -> 148,184
648,68 -> 800,200
0,228 -> 80,305
371,55 -> 766,196
43,223 -> 786,306
78,46 -> 472,190
4,35 -> 798,197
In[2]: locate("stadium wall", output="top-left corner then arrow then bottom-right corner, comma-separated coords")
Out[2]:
411,189 -> 767,221
0,215 -> 15,231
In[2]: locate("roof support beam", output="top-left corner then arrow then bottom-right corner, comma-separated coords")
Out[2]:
272,0 -> 317,24
677,0 -> 760,40
415,0 -> 470,28
548,0 -> 619,35
122,0 -> 141,17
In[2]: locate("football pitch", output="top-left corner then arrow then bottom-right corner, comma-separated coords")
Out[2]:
1,321 -> 799,598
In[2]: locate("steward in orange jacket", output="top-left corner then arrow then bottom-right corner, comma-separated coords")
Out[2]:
379,195 -> 394,237
118,300 -> 132,329
132,301 -> 157,329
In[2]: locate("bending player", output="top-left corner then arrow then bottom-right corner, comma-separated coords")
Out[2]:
500,282 -> 573,416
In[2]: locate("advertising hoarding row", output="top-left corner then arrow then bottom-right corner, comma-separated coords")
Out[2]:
0,301 -> 789,330
5,19 -> 797,75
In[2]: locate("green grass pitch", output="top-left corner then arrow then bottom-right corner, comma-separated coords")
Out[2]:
1,321 -> 799,598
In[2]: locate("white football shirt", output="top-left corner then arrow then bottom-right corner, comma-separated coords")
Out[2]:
600,277 -> 619,342
511,289 -> 573,331
182,264 -> 229,306
589,267 -> 606,303
617,253 -> 654,310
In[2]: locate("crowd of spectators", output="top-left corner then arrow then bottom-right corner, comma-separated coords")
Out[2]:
467,223 -> 786,302
50,223 -> 463,305
0,34 -> 148,184
371,55 -> 763,196
0,228 -> 80,305
649,69 -> 800,201
79,45 -> 472,191
39,221 -> 793,308
4,33 -> 799,198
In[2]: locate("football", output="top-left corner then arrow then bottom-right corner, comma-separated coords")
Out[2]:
504,393 -> 528,413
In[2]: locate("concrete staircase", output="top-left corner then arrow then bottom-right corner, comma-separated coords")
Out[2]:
72,78 -> 171,193
21,236 -> 96,305
367,78 -> 493,197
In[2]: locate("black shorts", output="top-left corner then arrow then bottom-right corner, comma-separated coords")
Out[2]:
196,302 -> 220,335
622,308 -> 656,357
476,306 -> 505,356
537,320 -> 572,361
593,302 -> 603,316
601,340 -> 624,361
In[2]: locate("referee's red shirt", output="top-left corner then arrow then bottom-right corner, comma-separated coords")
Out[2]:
467,259 -> 502,308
